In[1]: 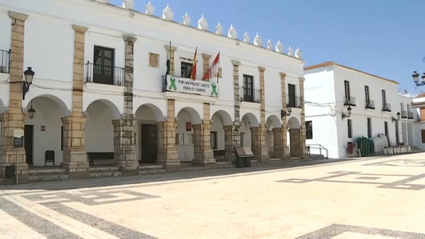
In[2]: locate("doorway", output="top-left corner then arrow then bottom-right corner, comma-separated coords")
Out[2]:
141,124 -> 157,163
24,125 -> 34,165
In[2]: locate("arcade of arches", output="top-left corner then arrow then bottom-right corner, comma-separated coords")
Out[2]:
0,97 -> 307,180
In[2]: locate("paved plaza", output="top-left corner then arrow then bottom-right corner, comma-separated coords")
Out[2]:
1,154 -> 425,239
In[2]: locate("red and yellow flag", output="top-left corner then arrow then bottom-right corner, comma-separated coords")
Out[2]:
190,47 -> 198,80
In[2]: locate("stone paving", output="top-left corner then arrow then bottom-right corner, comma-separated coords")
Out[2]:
1,153 -> 425,238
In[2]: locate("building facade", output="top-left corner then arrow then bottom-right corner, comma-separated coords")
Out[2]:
0,0 -> 306,183
304,62 -> 417,159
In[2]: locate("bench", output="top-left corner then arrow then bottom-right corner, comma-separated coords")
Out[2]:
87,152 -> 114,165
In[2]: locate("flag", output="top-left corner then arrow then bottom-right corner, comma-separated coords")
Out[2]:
166,41 -> 171,75
202,52 -> 220,82
190,47 -> 198,80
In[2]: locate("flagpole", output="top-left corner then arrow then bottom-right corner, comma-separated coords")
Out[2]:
217,51 -> 220,83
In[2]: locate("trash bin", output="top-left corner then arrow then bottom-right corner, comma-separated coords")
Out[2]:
244,157 -> 251,167
5,166 -> 15,179
236,157 -> 244,168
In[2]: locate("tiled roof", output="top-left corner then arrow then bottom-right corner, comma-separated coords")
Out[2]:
304,61 -> 399,85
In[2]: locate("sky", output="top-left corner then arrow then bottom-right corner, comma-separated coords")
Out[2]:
111,0 -> 425,94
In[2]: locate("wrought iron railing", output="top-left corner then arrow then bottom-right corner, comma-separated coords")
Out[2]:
306,144 -> 328,159
344,96 -> 356,106
408,111 -> 414,119
286,95 -> 302,108
365,100 -> 375,109
382,103 -> 391,112
0,49 -> 11,74
401,111 -> 408,118
239,87 -> 261,103
85,61 -> 125,86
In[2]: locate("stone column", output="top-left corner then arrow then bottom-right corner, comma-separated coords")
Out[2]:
61,25 -> 89,179
193,103 -> 215,168
273,127 -> 283,158
111,35 -> 138,175
255,66 -> 269,163
268,130 -> 274,157
202,53 -> 211,75
157,99 -> 180,172
0,12 -> 30,183
289,129 -> 302,157
280,72 -> 290,159
223,125 -> 235,162
299,77 -> 307,157
231,60 -> 241,162
164,45 -> 177,75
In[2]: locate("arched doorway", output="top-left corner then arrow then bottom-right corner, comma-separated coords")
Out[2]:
266,115 -> 282,158
211,110 -> 233,161
85,99 -> 121,165
135,104 -> 164,164
287,117 -> 301,157
176,107 -> 202,162
24,95 -> 69,166
241,113 -> 259,149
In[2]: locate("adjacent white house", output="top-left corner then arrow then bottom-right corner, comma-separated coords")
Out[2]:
0,0 -> 306,182
304,61 -> 417,159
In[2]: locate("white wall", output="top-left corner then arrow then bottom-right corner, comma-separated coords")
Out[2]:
0,10 -> 11,52
85,101 -> 114,153
25,98 -> 64,166
176,109 -> 194,161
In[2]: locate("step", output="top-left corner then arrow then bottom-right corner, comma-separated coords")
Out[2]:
181,166 -> 206,172
89,166 -> 119,172
216,162 -> 234,169
29,168 -> 67,174
139,165 -> 164,170
89,171 -> 122,178
139,169 -> 166,175
29,173 -> 69,182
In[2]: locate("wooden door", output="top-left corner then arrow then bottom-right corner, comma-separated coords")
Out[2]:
141,124 -> 158,163
24,125 -> 34,165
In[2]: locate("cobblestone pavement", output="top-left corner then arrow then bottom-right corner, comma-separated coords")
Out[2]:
1,154 -> 425,239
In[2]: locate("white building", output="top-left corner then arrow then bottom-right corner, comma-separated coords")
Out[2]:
304,61 -> 417,159
0,0 -> 306,183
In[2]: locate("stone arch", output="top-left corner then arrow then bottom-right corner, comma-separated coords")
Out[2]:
266,115 -> 281,130
288,117 -> 301,129
135,103 -> 165,122
177,107 -> 202,125
25,94 -> 69,117
211,110 -> 232,126
85,99 -> 121,119
241,112 -> 260,128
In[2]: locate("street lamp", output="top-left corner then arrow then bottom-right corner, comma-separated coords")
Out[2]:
341,106 -> 352,120
412,71 -> 425,87
281,107 -> 292,118
392,112 -> 401,122
27,100 -> 36,119
23,67 -> 35,100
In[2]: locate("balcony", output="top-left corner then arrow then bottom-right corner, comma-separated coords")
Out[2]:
408,111 -> 414,119
401,111 -> 408,119
365,100 -> 375,109
0,49 -> 10,74
382,103 -> 391,112
344,96 -> 356,106
85,62 -> 125,86
239,87 -> 261,103
287,95 -> 302,108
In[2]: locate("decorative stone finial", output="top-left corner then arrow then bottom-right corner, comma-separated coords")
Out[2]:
198,14 -> 208,30
276,40 -> 284,53
183,13 -> 191,25
228,24 -> 237,39
243,32 -> 250,43
122,0 -> 135,10
295,47 -> 303,59
267,39 -> 273,50
254,33 -> 263,47
216,23 -> 223,35
162,4 -> 174,21
145,1 -> 155,15
288,46 -> 293,56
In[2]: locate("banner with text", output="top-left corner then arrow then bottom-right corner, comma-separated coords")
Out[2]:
166,75 -> 218,97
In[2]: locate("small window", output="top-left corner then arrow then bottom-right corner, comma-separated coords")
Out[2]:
181,62 -> 193,78
210,131 -> 218,149
305,121 -> 313,139
367,118 -> 372,138
347,119 -> 352,138
422,130 -> 425,143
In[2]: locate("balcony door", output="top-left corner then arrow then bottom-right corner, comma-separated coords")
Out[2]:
243,75 -> 254,102
365,86 -> 370,104
344,81 -> 350,102
382,90 -> 387,105
288,84 -> 296,107
93,46 -> 114,85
